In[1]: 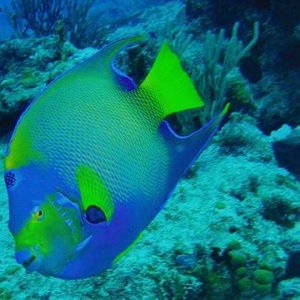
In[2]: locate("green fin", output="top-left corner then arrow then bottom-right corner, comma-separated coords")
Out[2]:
76,165 -> 115,222
140,43 -> 204,118
113,231 -> 144,264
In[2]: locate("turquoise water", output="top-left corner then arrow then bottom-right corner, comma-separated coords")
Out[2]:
0,0 -> 300,299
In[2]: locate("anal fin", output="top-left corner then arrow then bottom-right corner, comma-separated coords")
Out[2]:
160,104 -> 230,179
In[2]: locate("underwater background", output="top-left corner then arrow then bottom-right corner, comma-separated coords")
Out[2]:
0,0 -> 300,299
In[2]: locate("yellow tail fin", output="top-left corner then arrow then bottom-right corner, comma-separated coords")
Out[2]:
140,43 -> 204,118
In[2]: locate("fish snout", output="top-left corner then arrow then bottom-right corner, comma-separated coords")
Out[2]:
15,249 -> 39,272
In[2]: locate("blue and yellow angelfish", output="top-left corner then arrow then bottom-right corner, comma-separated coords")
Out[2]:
4,37 -> 228,279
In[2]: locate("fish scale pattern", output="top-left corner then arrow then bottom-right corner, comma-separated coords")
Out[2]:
7,66 -> 170,207
4,172 -> 16,188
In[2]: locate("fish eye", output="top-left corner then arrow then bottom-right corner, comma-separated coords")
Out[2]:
4,172 -> 16,188
85,205 -> 106,224
32,207 -> 43,221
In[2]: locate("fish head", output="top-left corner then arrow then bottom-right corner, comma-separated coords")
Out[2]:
4,165 -> 84,276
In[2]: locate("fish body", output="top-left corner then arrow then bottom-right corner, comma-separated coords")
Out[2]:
4,37 -> 228,279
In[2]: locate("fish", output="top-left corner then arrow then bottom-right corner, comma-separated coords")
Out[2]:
3,36 -> 229,279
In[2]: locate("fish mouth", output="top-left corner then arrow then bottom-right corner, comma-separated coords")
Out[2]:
16,250 -> 39,271
22,255 -> 36,268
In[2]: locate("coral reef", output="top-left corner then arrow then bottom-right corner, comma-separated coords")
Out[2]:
272,126 -> 300,180
0,35 -> 97,136
184,0 -> 300,134
4,0 -> 101,48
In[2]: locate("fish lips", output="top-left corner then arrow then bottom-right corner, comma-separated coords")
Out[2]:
16,249 -> 41,273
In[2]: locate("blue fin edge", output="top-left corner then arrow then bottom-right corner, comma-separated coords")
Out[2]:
110,59 -> 137,91
160,107 -> 228,179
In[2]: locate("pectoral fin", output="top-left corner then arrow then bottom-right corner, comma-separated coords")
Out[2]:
76,165 -> 115,222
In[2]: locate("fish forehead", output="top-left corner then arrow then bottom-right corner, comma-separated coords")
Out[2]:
7,165 -> 58,233
11,73 -> 170,205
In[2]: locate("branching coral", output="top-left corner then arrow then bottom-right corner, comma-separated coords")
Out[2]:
8,0 -> 63,37
64,0 -> 98,48
196,21 -> 259,123
5,0 -> 98,48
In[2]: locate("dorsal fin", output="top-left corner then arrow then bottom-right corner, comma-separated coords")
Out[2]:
68,36 -> 144,86
140,43 -> 204,118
